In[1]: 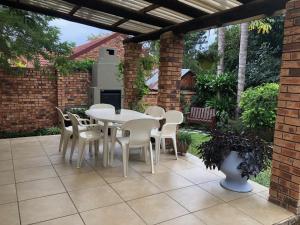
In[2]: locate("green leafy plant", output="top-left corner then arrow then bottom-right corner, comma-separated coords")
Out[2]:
240,83 -> 279,130
177,131 -> 192,155
0,127 -> 61,139
198,130 -> 272,179
67,107 -> 89,119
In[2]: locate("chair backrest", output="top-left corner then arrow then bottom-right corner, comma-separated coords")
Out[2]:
165,110 -> 184,124
89,104 -> 115,110
67,112 -> 80,139
56,107 -> 67,128
190,107 -> 216,120
145,106 -> 165,118
121,119 -> 159,146
161,123 -> 178,137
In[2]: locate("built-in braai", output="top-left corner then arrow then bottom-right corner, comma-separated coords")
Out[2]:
89,47 -> 123,109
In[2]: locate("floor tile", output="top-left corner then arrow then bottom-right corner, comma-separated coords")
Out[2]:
0,184 -> 17,204
194,203 -> 262,225
15,165 -> 56,183
0,171 -> 15,186
12,148 -> 46,159
161,158 -> 197,171
97,166 -> 142,183
34,214 -> 84,225
69,185 -> 123,212
17,177 -> 65,201
229,195 -> 294,225
19,193 -> 77,225
43,145 -> 61,156
81,203 -> 145,225
54,162 -> 93,176
0,141 -> 10,152
0,203 -> 19,225
146,172 -> 193,191
128,193 -> 188,225
0,151 -> 12,161
199,181 -> 253,202
0,160 -> 13,172
111,177 -> 161,201
167,186 -> 221,212
13,156 -> 51,170
256,190 -> 269,200
11,136 -> 38,145
158,214 -> 205,225
61,171 -> 106,191
176,168 -> 220,184
249,180 -> 269,193
130,161 -> 171,176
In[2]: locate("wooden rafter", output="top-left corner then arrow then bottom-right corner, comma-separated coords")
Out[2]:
124,0 -> 287,43
63,0 -> 175,28
0,0 -> 141,36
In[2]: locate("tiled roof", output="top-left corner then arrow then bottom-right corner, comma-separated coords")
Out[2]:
70,33 -> 125,59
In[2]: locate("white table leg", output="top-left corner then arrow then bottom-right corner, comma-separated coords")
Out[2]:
103,121 -> 109,167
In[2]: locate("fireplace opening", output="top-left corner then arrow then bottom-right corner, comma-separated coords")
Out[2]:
100,90 -> 121,110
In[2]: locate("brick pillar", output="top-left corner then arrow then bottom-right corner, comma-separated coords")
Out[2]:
57,73 -> 66,110
269,0 -> 300,214
158,31 -> 184,111
123,42 -> 142,109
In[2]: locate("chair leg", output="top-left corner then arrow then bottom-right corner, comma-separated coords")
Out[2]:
110,127 -> 117,165
121,144 -> 128,177
70,137 -> 76,161
172,137 -> 178,160
62,133 -> 70,158
144,146 -> 148,163
59,132 -> 64,152
154,137 -> 161,165
77,141 -> 86,168
149,142 -> 155,174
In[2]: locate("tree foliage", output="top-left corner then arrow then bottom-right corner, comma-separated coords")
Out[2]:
0,6 -> 74,73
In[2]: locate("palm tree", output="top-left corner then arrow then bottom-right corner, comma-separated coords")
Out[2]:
236,22 -> 249,117
217,27 -> 225,76
236,19 -> 272,118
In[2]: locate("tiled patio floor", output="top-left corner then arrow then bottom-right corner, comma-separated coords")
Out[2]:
0,135 -> 295,225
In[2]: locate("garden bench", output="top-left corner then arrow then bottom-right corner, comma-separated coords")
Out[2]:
186,107 -> 216,129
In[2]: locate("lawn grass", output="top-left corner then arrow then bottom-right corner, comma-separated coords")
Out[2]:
183,129 -> 271,187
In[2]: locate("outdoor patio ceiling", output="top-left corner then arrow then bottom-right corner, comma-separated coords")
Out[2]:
1,0 -> 288,42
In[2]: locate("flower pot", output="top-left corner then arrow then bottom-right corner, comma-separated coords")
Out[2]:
177,142 -> 189,155
220,151 -> 252,193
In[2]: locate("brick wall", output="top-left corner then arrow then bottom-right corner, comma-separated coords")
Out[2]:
0,69 -> 58,132
57,72 -> 91,110
158,31 -> 184,111
0,69 -> 91,132
269,0 -> 300,214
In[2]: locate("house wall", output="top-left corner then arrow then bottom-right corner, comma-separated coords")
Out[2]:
180,72 -> 196,90
0,69 -> 91,132
74,35 -> 126,61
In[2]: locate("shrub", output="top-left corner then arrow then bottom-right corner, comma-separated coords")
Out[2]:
192,71 -> 237,122
67,107 -> 89,119
240,83 -> 279,130
0,127 -> 61,139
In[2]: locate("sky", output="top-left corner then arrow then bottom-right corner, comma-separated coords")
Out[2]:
50,19 -> 216,47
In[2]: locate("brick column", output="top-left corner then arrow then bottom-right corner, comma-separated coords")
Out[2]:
123,42 -> 142,109
269,0 -> 300,214
158,31 -> 184,111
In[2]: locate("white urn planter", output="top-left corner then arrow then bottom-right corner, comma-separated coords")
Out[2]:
220,151 -> 253,193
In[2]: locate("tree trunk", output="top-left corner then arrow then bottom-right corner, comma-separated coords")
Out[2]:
236,22 -> 249,118
217,27 -> 225,76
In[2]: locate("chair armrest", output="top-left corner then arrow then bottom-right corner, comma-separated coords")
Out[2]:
63,114 -> 71,121
82,124 -> 102,132
78,118 -> 90,125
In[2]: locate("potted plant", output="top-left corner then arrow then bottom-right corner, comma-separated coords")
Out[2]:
198,130 -> 272,192
177,131 -> 192,155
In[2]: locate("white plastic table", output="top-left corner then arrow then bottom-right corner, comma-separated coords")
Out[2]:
85,109 -> 156,167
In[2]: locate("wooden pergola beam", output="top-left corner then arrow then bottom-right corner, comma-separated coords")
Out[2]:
144,0 -> 208,18
63,0 -> 175,28
0,0 -> 141,36
124,0 -> 287,43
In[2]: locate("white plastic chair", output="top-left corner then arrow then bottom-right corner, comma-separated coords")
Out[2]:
67,112 -> 103,168
117,119 -> 159,177
145,106 -> 165,119
151,110 -> 184,164
56,107 -> 88,157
